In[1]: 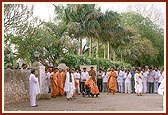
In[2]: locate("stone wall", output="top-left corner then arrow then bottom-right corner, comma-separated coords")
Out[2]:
4,69 -> 31,104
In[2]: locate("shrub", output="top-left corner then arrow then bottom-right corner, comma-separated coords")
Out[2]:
63,54 -> 131,70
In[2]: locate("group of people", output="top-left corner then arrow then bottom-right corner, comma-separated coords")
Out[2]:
45,67 -> 100,99
29,65 -> 164,107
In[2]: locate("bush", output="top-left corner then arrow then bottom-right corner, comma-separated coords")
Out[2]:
63,54 -> 131,70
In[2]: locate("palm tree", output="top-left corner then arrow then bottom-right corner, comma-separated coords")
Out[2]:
98,11 -> 121,60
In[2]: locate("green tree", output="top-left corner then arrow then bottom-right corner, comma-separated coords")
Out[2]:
121,12 -> 164,66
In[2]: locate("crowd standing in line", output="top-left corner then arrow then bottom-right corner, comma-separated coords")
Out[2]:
29,65 -> 164,107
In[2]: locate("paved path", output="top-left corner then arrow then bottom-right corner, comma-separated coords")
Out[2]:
4,93 -> 163,112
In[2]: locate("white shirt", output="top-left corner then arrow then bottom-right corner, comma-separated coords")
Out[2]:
29,73 -> 40,96
134,73 -> 143,85
158,71 -> 164,83
147,70 -> 155,82
97,71 -> 103,79
124,73 -> 132,83
117,70 -> 124,82
154,70 -> 159,82
143,71 -> 149,79
73,72 -> 81,79
81,71 -> 89,81
45,72 -> 51,86
102,72 -> 108,83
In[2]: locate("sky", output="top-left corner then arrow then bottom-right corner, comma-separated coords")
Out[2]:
33,2 -> 165,22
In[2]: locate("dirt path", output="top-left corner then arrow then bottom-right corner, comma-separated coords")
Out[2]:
4,93 -> 163,112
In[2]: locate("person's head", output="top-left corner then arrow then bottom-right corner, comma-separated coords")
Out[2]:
131,67 -> 135,70
75,68 -> 79,72
149,67 -> 152,71
135,68 -> 139,73
47,68 -> 52,73
53,67 -> 58,72
89,76 -> 92,80
154,67 -> 158,71
71,68 -> 75,73
111,67 -> 114,72
69,68 -> 73,73
31,69 -> 36,74
83,67 -> 86,72
107,68 -> 111,72
117,67 -> 120,71
160,67 -> 164,72
90,67 -> 94,70
127,69 -> 130,73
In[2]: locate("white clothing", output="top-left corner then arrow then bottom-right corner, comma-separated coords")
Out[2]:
102,72 -> 108,83
66,82 -> 75,98
97,71 -> 103,79
124,73 -> 131,93
81,71 -> 89,81
158,72 -> 164,83
142,71 -> 149,93
124,73 -> 131,83
147,70 -> 155,82
73,72 -> 81,93
29,73 -> 40,106
158,79 -> 164,95
64,72 -> 75,98
154,70 -> 159,82
134,73 -> 143,93
45,72 -> 51,93
73,72 -> 81,79
117,70 -> 124,82
158,79 -> 165,111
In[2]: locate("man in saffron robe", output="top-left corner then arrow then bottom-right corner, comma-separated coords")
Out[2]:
50,68 -> 59,98
56,68 -> 65,96
85,76 -> 99,97
107,67 -> 117,95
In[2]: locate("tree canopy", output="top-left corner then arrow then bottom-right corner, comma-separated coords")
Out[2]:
3,4 -> 164,68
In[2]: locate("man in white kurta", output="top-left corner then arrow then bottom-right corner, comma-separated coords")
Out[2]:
45,68 -> 52,93
142,68 -> 149,93
124,70 -> 132,94
64,69 -> 76,100
158,78 -> 165,111
29,69 -> 40,107
81,68 -> 89,93
116,68 -> 124,93
134,69 -> 143,96
154,67 -> 159,93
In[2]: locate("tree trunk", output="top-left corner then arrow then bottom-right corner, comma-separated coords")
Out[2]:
104,44 -> 106,59
113,51 -> 116,61
89,37 -> 92,57
107,41 -> 110,60
121,52 -> 123,62
96,38 -> 99,58
79,37 -> 82,55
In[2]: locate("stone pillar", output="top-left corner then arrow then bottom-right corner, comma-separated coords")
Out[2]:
32,61 -> 51,99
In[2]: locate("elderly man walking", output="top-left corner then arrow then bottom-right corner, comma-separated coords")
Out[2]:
29,69 -> 40,107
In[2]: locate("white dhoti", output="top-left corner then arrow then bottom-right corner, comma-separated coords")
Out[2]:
66,82 -> 74,98
29,74 -> 40,106
64,72 -> 76,99
135,83 -> 143,93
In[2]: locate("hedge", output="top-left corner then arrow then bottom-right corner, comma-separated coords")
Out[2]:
63,54 -> 131,70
